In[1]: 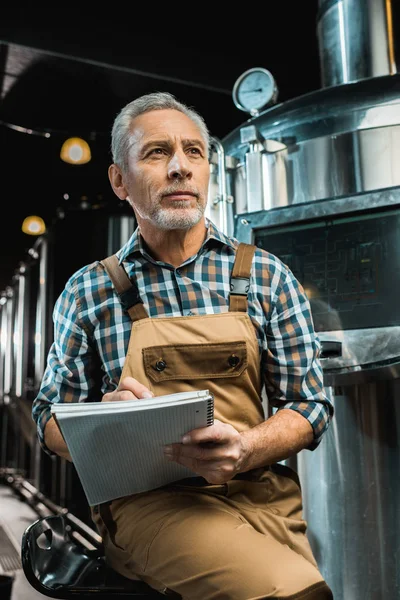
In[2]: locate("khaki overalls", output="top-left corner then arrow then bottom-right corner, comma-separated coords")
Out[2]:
91,243 -> 332,600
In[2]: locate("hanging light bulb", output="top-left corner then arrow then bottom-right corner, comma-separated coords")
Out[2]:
22,215 -> 46,236
60,137 -> 91,165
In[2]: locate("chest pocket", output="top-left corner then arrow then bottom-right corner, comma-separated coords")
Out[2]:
143,341 -> 248,383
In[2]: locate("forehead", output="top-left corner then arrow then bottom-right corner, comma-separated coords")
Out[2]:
129,109 -> 205,147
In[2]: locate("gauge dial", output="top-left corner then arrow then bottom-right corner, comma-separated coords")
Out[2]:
232,68 -> 278,116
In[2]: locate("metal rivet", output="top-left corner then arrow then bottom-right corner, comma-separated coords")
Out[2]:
155,359 -> 167,372
228,354 -> 240,367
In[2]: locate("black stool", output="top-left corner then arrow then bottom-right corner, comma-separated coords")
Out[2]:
21,514 -> 180,599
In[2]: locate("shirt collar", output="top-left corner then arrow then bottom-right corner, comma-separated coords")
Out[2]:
117,218 -> 236,264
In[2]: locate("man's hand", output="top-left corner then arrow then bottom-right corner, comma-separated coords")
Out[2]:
163,419 -> 252,484
102,377 -> 154,402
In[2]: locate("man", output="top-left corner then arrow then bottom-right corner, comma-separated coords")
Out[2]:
32,92 -> 334,599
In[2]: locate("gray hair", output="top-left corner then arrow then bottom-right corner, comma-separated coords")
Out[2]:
111,91 -> 210,172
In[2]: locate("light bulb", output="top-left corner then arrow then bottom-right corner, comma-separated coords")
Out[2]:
22,215 -> 46,236
60,137 -> 91,165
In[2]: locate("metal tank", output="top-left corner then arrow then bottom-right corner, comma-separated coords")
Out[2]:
0,204 -> 135,524
208,1 -> 400,598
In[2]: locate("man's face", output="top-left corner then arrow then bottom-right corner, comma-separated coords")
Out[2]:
119,109 -> 210,231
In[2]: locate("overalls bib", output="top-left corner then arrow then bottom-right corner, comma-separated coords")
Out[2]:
91,243 -> 332,600
102,242 -> 264,432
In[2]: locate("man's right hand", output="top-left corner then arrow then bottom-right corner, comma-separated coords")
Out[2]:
102,376 -> 154,402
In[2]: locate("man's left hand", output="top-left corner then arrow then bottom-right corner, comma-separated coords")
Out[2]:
163,419 -> 252,484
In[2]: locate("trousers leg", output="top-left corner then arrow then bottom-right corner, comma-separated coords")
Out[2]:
92,473 -> 332,600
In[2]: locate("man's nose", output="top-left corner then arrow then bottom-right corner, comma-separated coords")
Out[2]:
167,151 -> 192,180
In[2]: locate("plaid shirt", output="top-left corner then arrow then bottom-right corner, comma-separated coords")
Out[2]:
32,219 -> 333,454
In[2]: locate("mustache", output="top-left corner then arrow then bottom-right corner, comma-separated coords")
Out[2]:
161,186 -> 200,198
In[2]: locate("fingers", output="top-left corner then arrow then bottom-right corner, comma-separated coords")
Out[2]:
164,441 -> 240,463
163,420 -> 245,484
163,445 -> 240,484
119,376 -> 154,398
181,420 -> 233,445
102,377 -> 154,402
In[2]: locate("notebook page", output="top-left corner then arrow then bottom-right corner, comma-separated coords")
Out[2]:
54,393 -> 213,505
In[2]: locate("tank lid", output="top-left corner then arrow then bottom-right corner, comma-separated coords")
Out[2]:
222,74 -> 400,157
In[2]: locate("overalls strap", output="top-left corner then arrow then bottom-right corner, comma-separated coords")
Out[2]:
100,255 -> 149,322
229,243 -> 256,312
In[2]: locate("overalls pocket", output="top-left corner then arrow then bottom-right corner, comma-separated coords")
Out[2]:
143,341 -> 248,382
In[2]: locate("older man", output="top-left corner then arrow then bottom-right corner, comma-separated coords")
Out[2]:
33,92 -> 334,599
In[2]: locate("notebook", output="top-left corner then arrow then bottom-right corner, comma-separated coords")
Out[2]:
51,389 -> 214,506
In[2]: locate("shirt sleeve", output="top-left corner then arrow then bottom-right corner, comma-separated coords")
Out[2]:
32,279 -> 102,456
263,268 -> 334,450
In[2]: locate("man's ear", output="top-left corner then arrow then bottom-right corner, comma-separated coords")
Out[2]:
108,164 -> 128,201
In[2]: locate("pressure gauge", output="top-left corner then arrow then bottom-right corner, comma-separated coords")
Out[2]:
232,67 -> 278,116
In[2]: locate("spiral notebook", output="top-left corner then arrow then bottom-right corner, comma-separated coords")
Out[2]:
51,389 -> 214,506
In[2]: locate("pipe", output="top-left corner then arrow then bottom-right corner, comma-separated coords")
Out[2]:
1,470 -> 102,548
317,0 -> 396,87
209,137 -> 228,234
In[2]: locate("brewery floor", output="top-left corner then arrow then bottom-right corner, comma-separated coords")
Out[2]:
0,483 -> 47,599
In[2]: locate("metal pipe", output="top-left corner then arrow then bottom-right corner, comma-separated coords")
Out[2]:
2,470 -> 102,548
317,0 -> 396,87
14,269 -> 26,398
210,137 -> 228,234
34,238 -> 48,389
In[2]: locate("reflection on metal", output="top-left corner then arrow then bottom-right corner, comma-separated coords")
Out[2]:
234,186 -> 400,239
240,125 -> 265,212
319,327 -> 400,382
14,271 -> 26,397
226,118 -> 400,216
207,141 -> 236,233
207,138 -> 229,234
224,75 -> 400,157
324,355 -> 400,386
317,0 -> 396,87
34,239 -> 48,390
107,215 -> 135,256
234,187 -> 400,598
222,73 -> 400,230
0,302 -> 6,398
294,381 -> 400,599
4,291 -> 14,396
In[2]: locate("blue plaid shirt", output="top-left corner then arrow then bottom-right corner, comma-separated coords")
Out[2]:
32,220 -> 333,454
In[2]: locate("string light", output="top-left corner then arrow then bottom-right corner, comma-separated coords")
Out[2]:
22,216 -> 46,236
0,120 -> 52,138
60,137 -> 91,165
0,119 -> 106,165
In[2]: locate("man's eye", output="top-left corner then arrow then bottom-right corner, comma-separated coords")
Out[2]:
188,147 -> 201,155
149,148 -> 165,155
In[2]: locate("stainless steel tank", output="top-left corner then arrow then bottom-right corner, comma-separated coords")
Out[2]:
221,74 -> 400,213
234,192 -> 400,599
215,1 -> 400,598
209,0 -> 399,231
0,206 -> 135,519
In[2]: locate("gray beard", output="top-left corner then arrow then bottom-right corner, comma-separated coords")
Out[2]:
148,203 -> 205,230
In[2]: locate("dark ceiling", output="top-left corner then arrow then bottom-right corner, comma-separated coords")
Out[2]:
0,4 -> 322,290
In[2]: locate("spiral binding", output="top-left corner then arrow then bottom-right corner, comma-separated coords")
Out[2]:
207,393 -> 215,426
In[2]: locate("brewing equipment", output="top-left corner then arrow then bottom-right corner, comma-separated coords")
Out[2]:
0,205 -> 135,522
208,0 -> 400,597
234,192 -> 400,599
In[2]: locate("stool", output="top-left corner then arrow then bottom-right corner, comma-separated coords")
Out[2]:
21,514 -> 181,599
